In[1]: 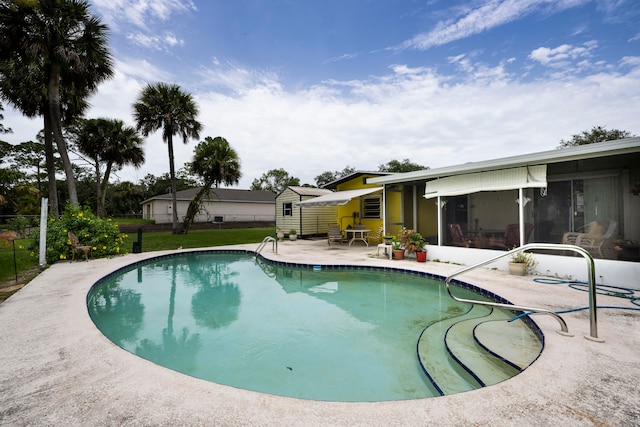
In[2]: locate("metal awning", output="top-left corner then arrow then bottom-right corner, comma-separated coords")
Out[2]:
424,165 -> 547,199
295,187 -> 382,207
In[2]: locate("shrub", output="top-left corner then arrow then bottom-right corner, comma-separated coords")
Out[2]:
28,205 -> 127,264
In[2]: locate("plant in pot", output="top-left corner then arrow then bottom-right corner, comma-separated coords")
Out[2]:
288,229 -> 298,241
400,228 -> 427,261
391,236 -> 404,260
508,250 -> 537,276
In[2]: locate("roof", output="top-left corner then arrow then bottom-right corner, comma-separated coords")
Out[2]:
322,171 -> 392,189
295,187 -> 383,207
281,186 -> 334,197
368,137 -> 640,185
141,187 -> 276,204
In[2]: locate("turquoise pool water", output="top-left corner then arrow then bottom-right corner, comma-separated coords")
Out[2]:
88,251 -> 521,402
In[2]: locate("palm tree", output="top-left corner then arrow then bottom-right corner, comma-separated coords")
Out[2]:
0,0 -> 114,208
71,118 -> 145,217
133,83 -> 202,233
183,136 -> 241,232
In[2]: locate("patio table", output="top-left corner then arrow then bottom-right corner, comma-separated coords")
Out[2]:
345,228 -> 371,247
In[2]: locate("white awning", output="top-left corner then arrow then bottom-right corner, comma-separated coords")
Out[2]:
424,165 -> 547,199
295,187 -> 382,207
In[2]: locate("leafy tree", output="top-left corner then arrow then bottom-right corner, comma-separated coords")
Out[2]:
70,118 -> 145,217
314,165 -> 356,187
558,126 -> 634,148
139,172 -> 196,199
250,168 -> 300,194
0,0 -> 114,209
12,140 -> 48,198
105,180 -> 146,217
183,136 -> 241,232
133,83 -> 202,233
378,159 -> 428,173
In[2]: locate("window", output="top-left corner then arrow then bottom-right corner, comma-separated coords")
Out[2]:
283,202 -> 292,216
362,196 -> 381,219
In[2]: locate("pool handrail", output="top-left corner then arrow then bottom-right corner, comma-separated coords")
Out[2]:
255,236 -> 278,256
444,243 -> 600,341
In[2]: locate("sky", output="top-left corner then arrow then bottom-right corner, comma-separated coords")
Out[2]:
3,0 -> 640,189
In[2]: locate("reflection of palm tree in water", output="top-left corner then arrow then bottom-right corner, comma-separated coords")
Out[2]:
136,258 -> 200,371
188,257 -> 241,329
88,277 -> 144,347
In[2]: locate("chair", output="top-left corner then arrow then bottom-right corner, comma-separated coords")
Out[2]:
68,231 -> 91,262
367,225 -> 384,245
563,220 -> 618,258
448,224 -> 475,247
327,225 -> 343,245
489,223 -> 534,249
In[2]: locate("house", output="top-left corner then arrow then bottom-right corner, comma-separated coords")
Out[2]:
275,186 -> 336,237
141,187 -> 276,224
295,172 -> 390,239
367,138 -> 640,287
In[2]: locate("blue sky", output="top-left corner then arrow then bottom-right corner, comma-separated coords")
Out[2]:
3,0 -> 640,188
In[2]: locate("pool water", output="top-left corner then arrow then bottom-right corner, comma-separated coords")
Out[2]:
88,252 -> 530,402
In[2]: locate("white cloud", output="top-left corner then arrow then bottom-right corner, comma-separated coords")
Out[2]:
529,41 -> 598,68
91,0 -> 196,30
3,50 -> 639,190
126,31 -> 185,51
397,0 -> 590,51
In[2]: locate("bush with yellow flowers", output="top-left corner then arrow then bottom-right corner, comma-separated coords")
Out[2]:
28,205 -> 127,264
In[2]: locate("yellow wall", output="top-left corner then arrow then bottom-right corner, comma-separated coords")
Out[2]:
336,176 -> 383,232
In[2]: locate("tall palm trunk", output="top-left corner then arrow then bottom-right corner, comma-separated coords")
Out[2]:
167,134 -> 179,233
48,63 -> 78,207
98,161 -> 114,218
43,111 -> 59,217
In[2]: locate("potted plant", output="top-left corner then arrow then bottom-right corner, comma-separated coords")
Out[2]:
508,250 -> 537,276
288,229 -> 298,241
276,228 -> 284,241
399,228 -> 427,261
391,236 -> 404,260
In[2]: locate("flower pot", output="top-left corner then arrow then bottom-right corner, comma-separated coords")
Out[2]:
289,234 -> 298,241
416,251 -> 427,262
508,262 -> 526,276
276,231 -> 284,241
393,249 -> 405,260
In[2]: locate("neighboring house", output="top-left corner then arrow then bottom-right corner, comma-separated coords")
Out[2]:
296,172 -> 390,236
141,187 -> 276,224
276,186 -> 336,237
367,138 -> 640,287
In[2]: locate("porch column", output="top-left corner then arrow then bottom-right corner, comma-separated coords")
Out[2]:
518,188 -> 525,246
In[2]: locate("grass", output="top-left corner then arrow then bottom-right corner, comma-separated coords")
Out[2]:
0,238 -> 40,295
120,227 -> 275,252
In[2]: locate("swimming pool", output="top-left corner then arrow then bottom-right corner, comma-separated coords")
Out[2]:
88,250 -> 543,402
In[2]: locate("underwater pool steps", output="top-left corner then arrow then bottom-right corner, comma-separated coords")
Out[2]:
417,305 -> 540,395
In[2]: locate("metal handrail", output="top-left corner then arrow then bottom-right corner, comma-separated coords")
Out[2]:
445,243 -> 600,340
255,236 -> 278,257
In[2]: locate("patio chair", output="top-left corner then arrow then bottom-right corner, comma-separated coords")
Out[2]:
489,223 -> 533,249
449,224 -> 476,247
68,231 -> 91,262
367,225 -> 384,245
327,224 -> 343,245
563,220 -> 618,258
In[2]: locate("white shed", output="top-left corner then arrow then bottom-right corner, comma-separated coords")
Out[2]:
275,186 -> 337,237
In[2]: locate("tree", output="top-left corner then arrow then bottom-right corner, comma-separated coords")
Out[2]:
0,0 -> 114,209
250,168 -> 300,194
558,126 -> 634,148
378,159 -> 428,173
70,118 -> 145,217
133,83 -> 202,233
183,136 -> 241,232
314,165 -> 356,188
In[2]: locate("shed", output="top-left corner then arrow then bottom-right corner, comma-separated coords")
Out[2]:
275,186 -> 336,237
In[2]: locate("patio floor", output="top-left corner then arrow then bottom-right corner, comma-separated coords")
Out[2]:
1,238 -> 639,426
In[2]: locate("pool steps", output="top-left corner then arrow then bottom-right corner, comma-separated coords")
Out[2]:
417,304 -> 542,395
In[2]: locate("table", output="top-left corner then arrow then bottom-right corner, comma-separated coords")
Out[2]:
345,228 -> 371,247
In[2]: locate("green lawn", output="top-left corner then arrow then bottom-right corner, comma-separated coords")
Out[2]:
120,227 -> 275,252
0,238 -> 39,285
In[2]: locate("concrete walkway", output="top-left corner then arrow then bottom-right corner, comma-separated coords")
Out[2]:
1,239 -> 639,426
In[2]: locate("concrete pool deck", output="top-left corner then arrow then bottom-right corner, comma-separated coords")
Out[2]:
1,239 -> 639,426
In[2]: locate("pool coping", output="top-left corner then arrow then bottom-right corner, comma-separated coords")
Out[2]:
1,240 -> 639,426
